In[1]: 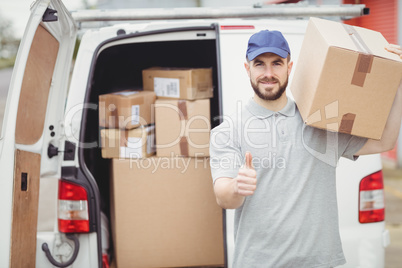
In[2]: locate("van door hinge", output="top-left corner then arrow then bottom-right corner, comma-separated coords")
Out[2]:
43,8 -> 58,22
48,144 -> 59,158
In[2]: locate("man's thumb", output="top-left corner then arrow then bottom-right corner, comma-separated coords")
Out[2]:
245,152 -> 254,169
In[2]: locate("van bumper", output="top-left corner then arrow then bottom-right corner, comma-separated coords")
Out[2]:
339,222 -> 386,268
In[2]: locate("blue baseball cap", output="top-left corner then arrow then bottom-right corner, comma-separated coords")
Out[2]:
246,30 -> 291,61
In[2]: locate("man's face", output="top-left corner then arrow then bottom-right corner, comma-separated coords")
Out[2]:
245,52 -> 293,101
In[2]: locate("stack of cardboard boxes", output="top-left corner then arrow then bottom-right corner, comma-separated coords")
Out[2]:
99,90 -> 157,159
143,67 -> 213,157
100,68 -> 224,267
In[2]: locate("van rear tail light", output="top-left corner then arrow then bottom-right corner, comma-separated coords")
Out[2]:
102,254 -> 110,268
58,180 -> 90,233
359,170 -> 385,223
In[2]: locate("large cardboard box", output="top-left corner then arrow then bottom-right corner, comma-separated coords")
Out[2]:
99,90 -> 156,129
155,99 -> 210,157
142,67 -> 213,100
100,125 -> 155,159
290,17 -> 402,140
110,157 -> 224,268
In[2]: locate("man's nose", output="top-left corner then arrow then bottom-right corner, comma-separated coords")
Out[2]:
263,66 -> 274,78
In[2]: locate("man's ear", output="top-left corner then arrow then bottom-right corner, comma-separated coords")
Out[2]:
288,61 -> 293,76
244,61 -> 251,77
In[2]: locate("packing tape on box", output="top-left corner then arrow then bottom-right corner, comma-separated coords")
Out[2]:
178,101 -> 189,156
343,24 -> 373,87
339,113 -> 356,134
178,100 -> 188,120
351,53 -> 374,87
120,129 -> 128,147
180,136 -> 189,156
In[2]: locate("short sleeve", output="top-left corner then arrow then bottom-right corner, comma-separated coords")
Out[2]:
338,133 -> 368,161
209,121 -> 242,183
301,125 -> 367,166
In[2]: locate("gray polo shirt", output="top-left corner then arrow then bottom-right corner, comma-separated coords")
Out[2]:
210,97 -> 367,268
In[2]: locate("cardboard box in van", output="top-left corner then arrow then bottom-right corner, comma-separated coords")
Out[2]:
290,17 -> 402,140
100,125 -> 155,159
110,157 -> 224,268
99,90 -> 156,129
155,99 -> 210,157
142,67 -> 213,100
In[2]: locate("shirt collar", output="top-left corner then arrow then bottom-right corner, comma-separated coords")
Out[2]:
246,97 -> 296,119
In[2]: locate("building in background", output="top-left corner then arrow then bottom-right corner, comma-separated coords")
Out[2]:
343,0 -> 399,44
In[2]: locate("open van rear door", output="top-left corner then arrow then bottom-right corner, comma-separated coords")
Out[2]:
0,0 -> 76,266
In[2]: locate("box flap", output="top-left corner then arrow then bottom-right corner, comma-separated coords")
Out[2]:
310,17 -> 402,62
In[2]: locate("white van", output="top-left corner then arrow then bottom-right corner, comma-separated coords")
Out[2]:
0,0 -> 389,267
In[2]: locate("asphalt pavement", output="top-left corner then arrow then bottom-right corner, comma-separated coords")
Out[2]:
383,167 -> 402,268
0,68 -> 12,97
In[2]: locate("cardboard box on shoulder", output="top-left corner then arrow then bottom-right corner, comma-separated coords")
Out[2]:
110,157 -> 224,268
99,90 -> 156,129
100,124 -> 155,159
142,67 -> 213,100
290,17 -> 402,140
155,99 -> 210,157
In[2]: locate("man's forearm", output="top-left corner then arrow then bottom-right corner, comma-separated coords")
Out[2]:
380,83 -> 402,150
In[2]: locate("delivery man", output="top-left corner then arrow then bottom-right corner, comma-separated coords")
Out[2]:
209,29 -> 402,267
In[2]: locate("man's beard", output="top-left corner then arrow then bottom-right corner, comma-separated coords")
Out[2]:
251,76 -> 288,101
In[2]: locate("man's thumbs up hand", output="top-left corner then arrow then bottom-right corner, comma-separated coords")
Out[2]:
234,152 -> 257,196
245,151 -> 254,169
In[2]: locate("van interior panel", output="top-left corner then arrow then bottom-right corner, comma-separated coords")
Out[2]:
15,25 -> 59,145
10,150 -> 41,267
